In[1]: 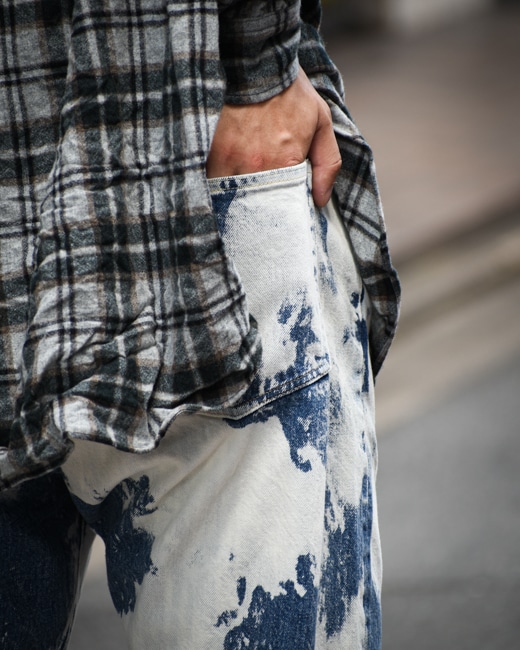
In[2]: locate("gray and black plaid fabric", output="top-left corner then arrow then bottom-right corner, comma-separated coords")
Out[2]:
0,0 -> 399,489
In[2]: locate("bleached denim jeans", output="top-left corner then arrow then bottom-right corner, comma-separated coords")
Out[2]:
0,162 -> 381,648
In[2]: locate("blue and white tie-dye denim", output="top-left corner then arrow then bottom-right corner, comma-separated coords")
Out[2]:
2,162 -> 381,648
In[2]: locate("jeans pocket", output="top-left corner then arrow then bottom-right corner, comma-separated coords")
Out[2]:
205,162 -> 330,418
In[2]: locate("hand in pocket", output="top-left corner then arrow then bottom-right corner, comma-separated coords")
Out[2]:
206,68 -> 341,207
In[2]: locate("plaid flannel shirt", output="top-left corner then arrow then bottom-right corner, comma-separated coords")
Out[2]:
0,0 -> 400,489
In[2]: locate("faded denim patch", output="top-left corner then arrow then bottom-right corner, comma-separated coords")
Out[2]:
207,163 -> 330,417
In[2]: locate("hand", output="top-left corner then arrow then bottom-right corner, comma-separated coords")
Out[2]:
206,68 -> 341,207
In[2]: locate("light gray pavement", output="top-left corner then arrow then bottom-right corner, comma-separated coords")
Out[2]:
375,210 -> 520,648
378,356 -> 520,650
69,5 -> 520,648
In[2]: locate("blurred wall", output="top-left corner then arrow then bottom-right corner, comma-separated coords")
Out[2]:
384,0 -> 493,31
321,0 -> 497,33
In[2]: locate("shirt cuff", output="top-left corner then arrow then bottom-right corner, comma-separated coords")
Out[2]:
219,0 -> 301,104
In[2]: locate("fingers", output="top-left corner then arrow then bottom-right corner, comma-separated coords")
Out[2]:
295,68 -> 341,207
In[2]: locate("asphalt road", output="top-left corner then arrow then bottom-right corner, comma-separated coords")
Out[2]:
379,356 -> 520,650
375,211 -> 520,649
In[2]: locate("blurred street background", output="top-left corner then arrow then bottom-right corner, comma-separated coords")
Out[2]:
70,1 -> 520,647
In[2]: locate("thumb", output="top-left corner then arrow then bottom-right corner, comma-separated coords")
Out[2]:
307,101 -> 341,207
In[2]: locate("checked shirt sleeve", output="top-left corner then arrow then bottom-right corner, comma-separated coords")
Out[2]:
217,0 -> 301,104
0,0 -> 260,489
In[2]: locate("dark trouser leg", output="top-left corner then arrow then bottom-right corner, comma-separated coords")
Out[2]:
0,472 -> 93,650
